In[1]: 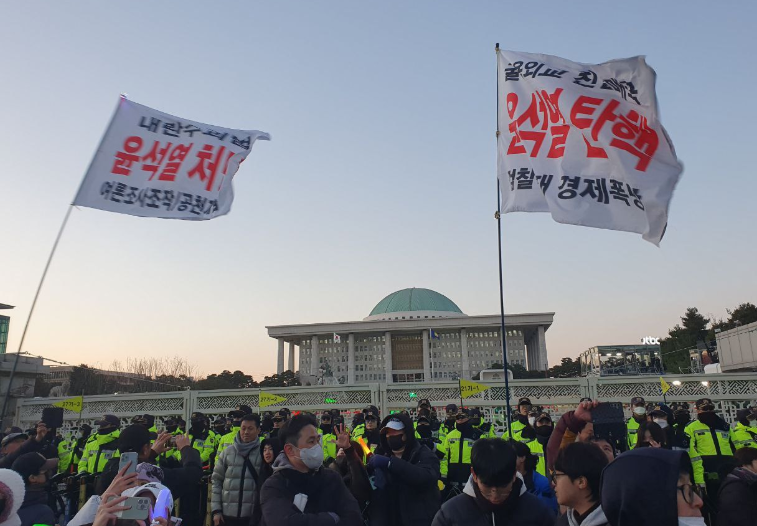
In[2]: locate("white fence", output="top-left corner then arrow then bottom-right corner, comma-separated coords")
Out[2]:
15,373 -> 757,433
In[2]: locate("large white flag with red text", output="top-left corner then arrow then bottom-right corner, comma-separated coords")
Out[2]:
497,50 -> 682,245
74,97 -> 270,220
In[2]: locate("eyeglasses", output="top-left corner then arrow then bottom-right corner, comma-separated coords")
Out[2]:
549,472 -> 569,485
677,483 -> 701,505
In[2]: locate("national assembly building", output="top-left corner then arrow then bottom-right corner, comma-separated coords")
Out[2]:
267,288 -> 554,385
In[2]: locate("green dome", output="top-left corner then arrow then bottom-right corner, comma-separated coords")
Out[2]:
368,288 -> 463,318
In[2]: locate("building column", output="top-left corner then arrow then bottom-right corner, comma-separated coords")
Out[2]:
385,332 -> 393,384
348,334 -> 356,385
536,325 -> 548,371
288,342 -> 295,372
461,329 -> 470,380
311,335 -> 319,376
277,339 -> 285,374
422,330 -> 431,382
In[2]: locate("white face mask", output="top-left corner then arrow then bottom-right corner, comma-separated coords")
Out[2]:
296,443 -> 323,470
633,407 -> 646,416
654,418 -> 669,429
678,517 -> 706,526
528,417 -> 536,426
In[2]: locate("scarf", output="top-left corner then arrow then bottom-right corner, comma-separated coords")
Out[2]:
233,434 -> 259,457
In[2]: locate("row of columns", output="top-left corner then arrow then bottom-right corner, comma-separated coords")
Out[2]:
276,326 -> 525,381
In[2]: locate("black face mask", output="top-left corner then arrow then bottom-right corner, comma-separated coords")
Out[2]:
675,413 -> 690,425
165,425 -> 178,433
320,423 -> 333,435
191,420 -> 204,431
365,429 -> 381,446
417,425 -> 432,439
535,425 -> 553,437
98,427 -> 115,435
517,414 -> 528,425
387,434 -> 405,451
456,421 -> 471,432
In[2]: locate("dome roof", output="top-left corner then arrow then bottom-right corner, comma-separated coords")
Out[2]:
366,288 -> 464,320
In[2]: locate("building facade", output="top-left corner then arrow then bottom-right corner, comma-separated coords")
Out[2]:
267,288 -> 554,385
0,303 -> 14,355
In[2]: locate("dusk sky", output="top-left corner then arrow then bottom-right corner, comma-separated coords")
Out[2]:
1,1 -> 755,379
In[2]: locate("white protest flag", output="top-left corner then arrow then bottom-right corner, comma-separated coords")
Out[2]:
497,50 -> 683,245
74,96 -> 270,220
333,333 -> 341,344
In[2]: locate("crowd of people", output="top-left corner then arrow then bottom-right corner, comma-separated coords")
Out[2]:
0,394 -> 755,526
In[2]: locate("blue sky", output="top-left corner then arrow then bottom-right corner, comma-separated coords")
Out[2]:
1,1 -> 755,378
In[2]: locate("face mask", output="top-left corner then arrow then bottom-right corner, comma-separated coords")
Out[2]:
387,434 -> 405,451
320,423 -> 333,435
191,420 -> 204,430
535,426 -> 552,437
678,518 -> 706,526
456,421 -> 470,431
296,444 -> 324,470
528,417 -> 536,426
517,414 -> 528,425
417,425 -> 432,439
633,407 -> 646,416
98,427 -> 114,435
654,419 -> 669,429
165,425 -> 178,433
675,414 -> 690,425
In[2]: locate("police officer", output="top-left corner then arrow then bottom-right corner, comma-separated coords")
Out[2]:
57,431 -> 74,474
212,416 -> 227,437
509,397 -> 532,441
470,407 -> 497,438
318,412 -> 337,462
351,405 -> 379,440
268,409 -> 288,439
730,407 -> 757,450
187,411 -> 218,465
353,408 -> 381,462
685,397 -> 735,501
626,396 -> 647,450
671,403 -> 691,451
78,415 -> 120,475
439,409 -> 483,491
438,404 -> 457,444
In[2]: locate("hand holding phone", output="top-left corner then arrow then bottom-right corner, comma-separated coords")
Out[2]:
119,452 -> 138,476
108,495 -> 150,520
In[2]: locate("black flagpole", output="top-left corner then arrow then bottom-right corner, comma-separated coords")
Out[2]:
495,43 -> 514,441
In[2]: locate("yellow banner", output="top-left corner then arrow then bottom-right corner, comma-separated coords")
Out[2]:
259,391 -> 287,408
53,396 -> 83,413
660,377 -> 671,395
460,379 -> 491,399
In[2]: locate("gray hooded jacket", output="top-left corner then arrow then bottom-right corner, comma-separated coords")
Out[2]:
211,434 -> 264,519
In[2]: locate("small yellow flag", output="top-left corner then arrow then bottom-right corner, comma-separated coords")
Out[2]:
259,391 -> 287,408
459,379 -> 491,399
53,396 -> 83,413
660,377 -> 671,395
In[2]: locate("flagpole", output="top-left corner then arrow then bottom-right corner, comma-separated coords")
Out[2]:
11,95 -> 125,368
494,43 -> 514,441
458,379 -> 463,411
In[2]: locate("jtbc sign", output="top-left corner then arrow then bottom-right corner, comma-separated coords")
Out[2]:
641,336 -> 660,345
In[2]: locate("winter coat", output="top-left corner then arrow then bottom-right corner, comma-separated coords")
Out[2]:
367,441 -> 441,526
524,471 -> 557,514
259,452 -> 362,526
211,435 -> 265,520
554,505 -> 609,526
717,467 -> 757,526
431,476 -> 554,526
0,439 -> 43,470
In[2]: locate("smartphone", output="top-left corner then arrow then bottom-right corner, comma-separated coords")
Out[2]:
119,452 -> 138,476
591,402 -> 625,424
152,488 -> 173,521
109,496 -> 150,520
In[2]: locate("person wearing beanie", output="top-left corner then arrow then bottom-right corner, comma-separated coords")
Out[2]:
0,468 -> 26,526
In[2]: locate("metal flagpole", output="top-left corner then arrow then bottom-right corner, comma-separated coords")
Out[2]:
0,96 -> 125,427
494,43 -> 514,441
